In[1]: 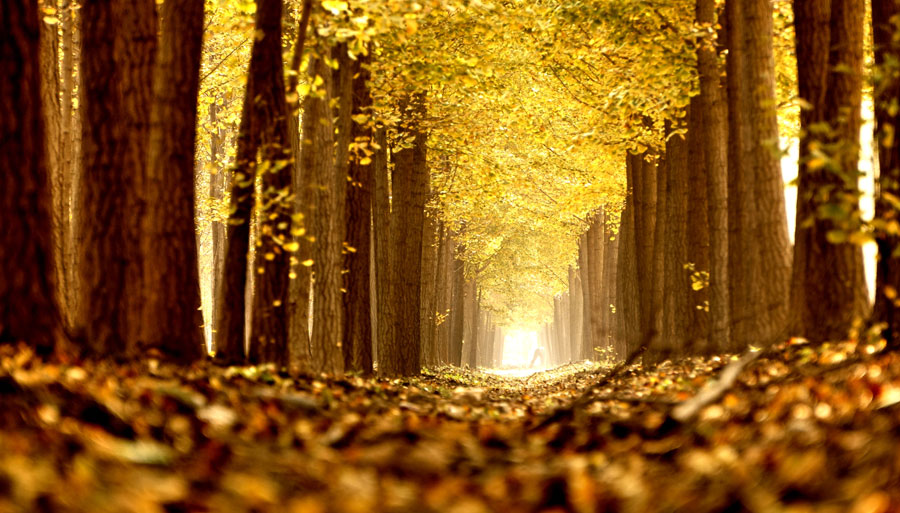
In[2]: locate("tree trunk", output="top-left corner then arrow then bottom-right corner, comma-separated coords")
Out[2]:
619,154 -> 642,355
209,102 -> 227,348
872,0 -> 900,345
567,265 -> 583,361
685,99 -> 711,353
59,0 -> 79,333
587,209 -> 605,356
662,127 -> 691,358
729,0 -> 793,347
372,126 -> 394,372
420,212 -> 439,368
0,0 -> 63,351
791,0 -> 869,341
697,0 -> 732,353
578,234 -> 592,358
342,54 -> 374,374
142,0 -> 205,362
308,52 -> 344,374
449,247 -> 465,366
381,97 -> 428,376
78,0 -> 156,356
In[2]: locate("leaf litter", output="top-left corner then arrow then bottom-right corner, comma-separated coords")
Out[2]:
1,338 -> 900,512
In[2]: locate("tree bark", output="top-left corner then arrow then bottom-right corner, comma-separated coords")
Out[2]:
620,154 -> 642,355
587,209 -> 605,356
308,52 -> 343,374
697,0 -> 732,353
567,265 -> 583,360
578,234 -> 592,358
791,0 -> 869,341
342,54 -> 374,374
142,0 -> 206,362
662,127 -> 692,358
449,246 -> 466,366
0,0 -> 63,351
686,99 -> 711,353
872,0 -> 900,344
78,0 -> 156,356
381,97 -> 428,376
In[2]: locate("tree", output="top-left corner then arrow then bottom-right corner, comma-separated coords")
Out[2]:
215,0 -> 293,364
790,0 -> 869,341
77,0 -> 156,356
871,0 -> 900,344
0,0 -> 63,351
141,0 -> 206,361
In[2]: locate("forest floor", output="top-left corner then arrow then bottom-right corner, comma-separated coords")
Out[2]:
2,339 -> 900,513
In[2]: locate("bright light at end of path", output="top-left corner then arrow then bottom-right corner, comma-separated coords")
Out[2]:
501,329 -> 539,369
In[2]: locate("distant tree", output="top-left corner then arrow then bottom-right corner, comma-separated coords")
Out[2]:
0,0 -> 63,352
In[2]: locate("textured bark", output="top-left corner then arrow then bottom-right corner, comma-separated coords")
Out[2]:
342,54 -> 374,374
729,0 -> 793,347
697,0 -> 732,353
645,152 -> 668,364
661,128 -> 692,357
578,235 -> 592,358
209,102 -> 227,346
449,248 -> 466,366
436,231 -> 454,364
420,213 -> 439,368
58,0 -> 79,333
430,223 -> 450,365
380,98 -> 428,376
685,100 -> 711,353
637,155 -> 657,347
216,0 -> 294,364
587,210 -> 605,356
603,229 -> 619,355
0,0 -> 63,351
791,0 -> 869,341
307,53 -> 343,374
78,0 -> 156,356
567,265 -> 584,360
142,0 -> 205,361
40,0 -> 64,329
619,154 -> 642,355
462,277 -> 477,367
872,0 -> 900,344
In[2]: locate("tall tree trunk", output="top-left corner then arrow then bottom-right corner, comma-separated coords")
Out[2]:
420,212 -> 439,368
78,0 -> 156,356
697,0 -> 732,353
0,0 -> 63,351
463,276 -> 477,367
307,52 -> 343,373
342,54 -> 374,374
578,234 -> 592,358
686,100 -> 711,353
449,247 -> 465,366
791,0 -> 869,341
209,102 -> 227,348
872,0 -> 900,344
728,0 -> 792,347
587,210 -> 605,356
381,97 -> 428,376
662,127 -> 691,358
636,154 -> 658,347
60,0 -> 80,335
567,265 -> 583,361
620,154 -> 642,355
645,151 -> 668,364
604,230 -> 619,355
142,0 -> 205,362
372,126 -> 394,372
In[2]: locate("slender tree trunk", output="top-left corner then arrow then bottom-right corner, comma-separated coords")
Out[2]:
307,52 -> 343,373
209,102 -> 227,348
59,0 -> 79,333
791,0 -> 869,341
872,0 -> 900,344
0,0 -> 63,351
567,265 -> 583,360
342,54 -> 374,374
449,247 -> 465,366
662,127 -> 691,357
142,0 -> 206,361
420,212 -> 439,368
578,235 -> 592,358
697,0 -> 732,353
620,154 -> 642,355
686,100 -> 711,353
587,210 -> 605,355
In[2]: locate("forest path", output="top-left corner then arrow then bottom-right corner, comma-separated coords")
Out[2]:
3,341 -> 900,512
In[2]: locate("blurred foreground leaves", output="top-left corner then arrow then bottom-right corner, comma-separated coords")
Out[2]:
1,338 -> 900,512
